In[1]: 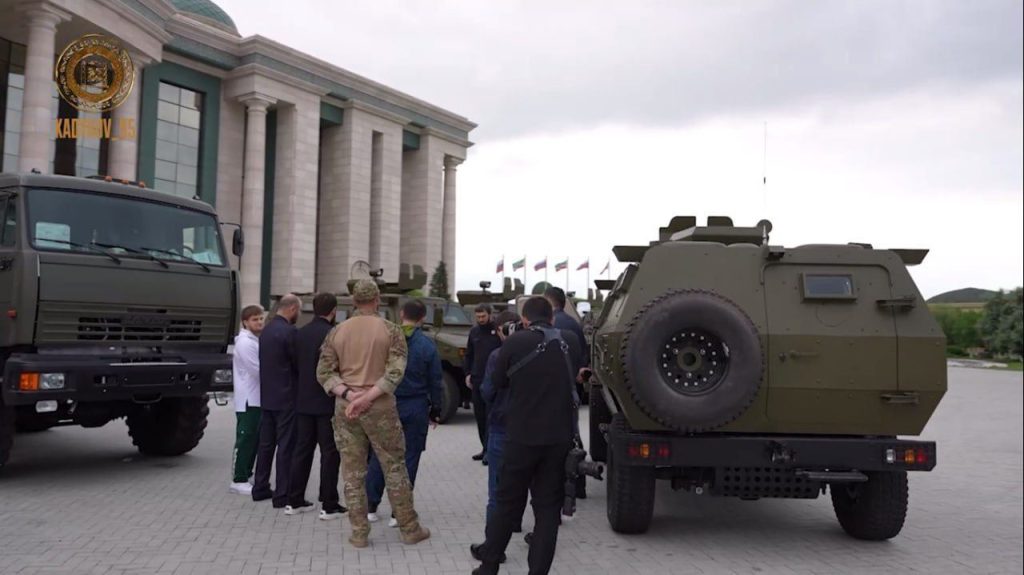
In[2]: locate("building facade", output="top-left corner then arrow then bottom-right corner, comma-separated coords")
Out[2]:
0,0 -> 474,306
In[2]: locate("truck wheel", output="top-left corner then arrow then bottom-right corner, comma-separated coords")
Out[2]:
606,414 -> 656,534
126,396 -> 209,456
831,471 -> 908,541
621,289 -> 763,432
0,400 -> 14,470
588,383 -> 611,463
438,371 -> 461,424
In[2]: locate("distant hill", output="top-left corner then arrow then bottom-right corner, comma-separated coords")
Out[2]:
927,288 -> 999,304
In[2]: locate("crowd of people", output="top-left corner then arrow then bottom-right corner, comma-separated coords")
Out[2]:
228,281 -> 589,575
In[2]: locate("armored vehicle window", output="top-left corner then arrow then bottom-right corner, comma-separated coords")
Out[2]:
1,195 -> 15,246
802,274 -> 855,300
25,188 -> 225,266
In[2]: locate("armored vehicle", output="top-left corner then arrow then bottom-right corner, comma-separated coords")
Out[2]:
0,173 -> 242,471
457,278 -> 525,315
283,265 -> 474,424
589,216 -> 945,540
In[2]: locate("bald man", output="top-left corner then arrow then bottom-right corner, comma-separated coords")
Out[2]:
252,294 -> 302,507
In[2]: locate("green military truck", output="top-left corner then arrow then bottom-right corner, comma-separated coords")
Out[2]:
284,266 -> 474,424
0,173 -> 242,471
589,216 -> 945,540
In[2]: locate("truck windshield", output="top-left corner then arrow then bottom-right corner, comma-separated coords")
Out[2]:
26,188 -> 226,267
421,302 -> 472,326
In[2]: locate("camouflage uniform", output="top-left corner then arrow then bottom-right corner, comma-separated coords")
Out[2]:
316,280 -> 426,546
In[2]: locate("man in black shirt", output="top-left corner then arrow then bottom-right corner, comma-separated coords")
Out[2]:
471,297 -> 582,575
285,293 -> 346,519
464,304 -> 501,464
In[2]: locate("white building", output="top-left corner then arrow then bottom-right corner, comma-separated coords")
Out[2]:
0,0 -> 475,305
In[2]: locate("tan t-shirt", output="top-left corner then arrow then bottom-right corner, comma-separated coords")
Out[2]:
316,310 -> 408,394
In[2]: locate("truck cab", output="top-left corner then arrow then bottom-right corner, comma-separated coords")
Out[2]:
0,173 -> 241,470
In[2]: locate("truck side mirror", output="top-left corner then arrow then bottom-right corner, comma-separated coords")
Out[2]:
232,228 -> 244,256
433,307 -> 444,329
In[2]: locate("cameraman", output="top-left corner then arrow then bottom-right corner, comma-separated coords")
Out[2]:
471,297 -> 582,575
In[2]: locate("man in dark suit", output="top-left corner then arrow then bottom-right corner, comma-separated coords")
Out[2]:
252,293 -> 300,507
285,293 -> 347,519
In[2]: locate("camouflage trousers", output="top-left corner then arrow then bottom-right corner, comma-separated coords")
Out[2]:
334,394 -> 421,539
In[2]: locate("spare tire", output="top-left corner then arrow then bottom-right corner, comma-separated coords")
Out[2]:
622,289 -> 762,432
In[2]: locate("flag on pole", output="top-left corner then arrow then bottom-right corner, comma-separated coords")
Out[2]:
600,260 -> 610,274
512,257 -> 526,271
576,259 -> 589,271
496,258 -> 504,274
534,258 -> 547,271
554,259 -> 568,272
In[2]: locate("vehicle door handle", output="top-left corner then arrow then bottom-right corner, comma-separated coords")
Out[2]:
877,297 -> 916,311
778,350 -> 819,362
881,392 -> 920,405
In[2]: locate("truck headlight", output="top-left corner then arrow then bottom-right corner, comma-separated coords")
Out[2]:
40,373 -> 66,390
214,369 -> 233,384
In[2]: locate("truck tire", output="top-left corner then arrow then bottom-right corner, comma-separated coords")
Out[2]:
438,371 -> 461,424
126,396 -> 209,456
831,471 -> 908,541
0,400 -> 14,470
588,383 -> 611,463
621,289 -> 762,432
606,414 -> 656,534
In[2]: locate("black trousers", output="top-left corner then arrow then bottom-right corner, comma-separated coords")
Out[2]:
252,408 -> 295,506
287,413 -> 341,511
480,440 -> 571,575
471,381 -> 489,452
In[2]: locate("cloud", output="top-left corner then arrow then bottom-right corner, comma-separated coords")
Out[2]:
218,0 -> 1023,139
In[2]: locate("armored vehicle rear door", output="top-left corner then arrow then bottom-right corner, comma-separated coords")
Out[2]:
763,259 -> 899,420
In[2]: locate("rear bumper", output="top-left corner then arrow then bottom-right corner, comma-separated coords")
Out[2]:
2,352 -> 232,406
608,428 -> 936,473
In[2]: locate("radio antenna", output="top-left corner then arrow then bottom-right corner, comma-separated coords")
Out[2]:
762,121 -> 768,213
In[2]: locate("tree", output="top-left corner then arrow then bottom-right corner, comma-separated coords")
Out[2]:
594,290 -> 605,305
429,261 -> 450,300
531,281 -> 553,295
980,288 -> 1023,358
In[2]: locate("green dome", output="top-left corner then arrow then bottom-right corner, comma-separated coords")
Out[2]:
170,0 -> 238,35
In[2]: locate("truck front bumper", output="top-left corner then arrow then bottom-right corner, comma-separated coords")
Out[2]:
608,428 -> 936,473
2,352 -> 232,406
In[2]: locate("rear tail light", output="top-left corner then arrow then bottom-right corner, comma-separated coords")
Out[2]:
627,442 -> 671,461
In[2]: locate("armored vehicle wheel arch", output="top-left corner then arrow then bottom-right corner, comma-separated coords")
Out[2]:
621,289 -> 764,432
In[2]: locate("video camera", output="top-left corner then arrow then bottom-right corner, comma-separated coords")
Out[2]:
562,437 -> 604,518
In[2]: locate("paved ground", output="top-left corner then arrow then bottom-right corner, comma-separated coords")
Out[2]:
1,367 -> 1021,575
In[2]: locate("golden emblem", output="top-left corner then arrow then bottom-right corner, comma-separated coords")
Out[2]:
54,34 -> 134,113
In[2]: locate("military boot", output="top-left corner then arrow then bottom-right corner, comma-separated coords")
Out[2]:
400,525 -> 431,545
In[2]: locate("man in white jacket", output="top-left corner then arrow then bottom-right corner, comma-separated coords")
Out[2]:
230,305 -> 265,494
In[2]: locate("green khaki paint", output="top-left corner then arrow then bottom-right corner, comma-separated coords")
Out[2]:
593,217 -> 947,437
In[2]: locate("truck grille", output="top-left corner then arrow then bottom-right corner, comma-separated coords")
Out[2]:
36,302 -> 230,345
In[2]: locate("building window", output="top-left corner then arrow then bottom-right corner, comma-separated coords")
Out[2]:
153,82 -> 202,199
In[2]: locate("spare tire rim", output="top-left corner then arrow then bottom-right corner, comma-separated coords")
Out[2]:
659,328 -> 730,395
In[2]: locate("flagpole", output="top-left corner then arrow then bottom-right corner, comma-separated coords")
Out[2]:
586,260 -> 590,300
565,257 -> 569,293
523,254 -> 527,290
544,256 -> 548,284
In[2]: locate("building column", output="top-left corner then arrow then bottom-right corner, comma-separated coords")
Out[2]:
17,2 -> 69,173
400,134 -> 444,284
442,156 -> 462,298
107,54 -> 149,181
239,95 -> 275,306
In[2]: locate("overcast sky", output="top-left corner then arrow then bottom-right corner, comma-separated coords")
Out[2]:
219,0 -> 1023,298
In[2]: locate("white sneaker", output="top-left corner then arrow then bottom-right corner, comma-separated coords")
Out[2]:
367,512 -> 380,523
284,502 -> 314,515
388,517 -> 398,528
319,509 -> 344,521
229,482 -> 253,495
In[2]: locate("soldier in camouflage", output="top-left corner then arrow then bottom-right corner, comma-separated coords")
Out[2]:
316,279 -> 431,548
